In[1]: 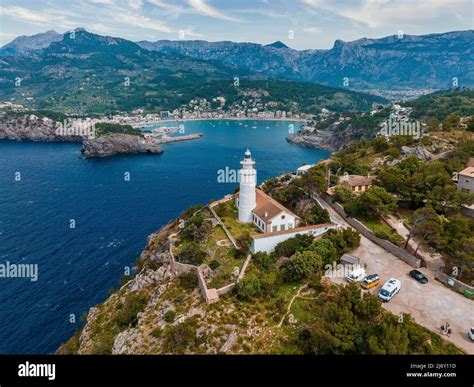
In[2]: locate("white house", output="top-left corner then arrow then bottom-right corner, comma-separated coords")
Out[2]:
235,149 -> 337,254
457,166 -> 474,194
251,224 -> 337,254
236,149 -> 299,232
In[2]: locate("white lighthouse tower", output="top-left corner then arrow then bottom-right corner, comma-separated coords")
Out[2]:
238,149 -> 257,223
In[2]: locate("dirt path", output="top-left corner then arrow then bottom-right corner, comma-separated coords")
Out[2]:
278,284 -> 307,328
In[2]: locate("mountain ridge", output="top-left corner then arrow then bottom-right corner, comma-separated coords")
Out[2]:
137,30 -> 474,91
0,29 -> 386,115
2,29 -> 473,91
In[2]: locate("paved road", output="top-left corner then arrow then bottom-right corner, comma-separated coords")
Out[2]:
318,197 -> 474,354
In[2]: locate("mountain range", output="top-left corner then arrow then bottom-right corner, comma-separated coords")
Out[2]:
0,29 -> 387,115
0,29 -> 472,115
138,30 -> 474,91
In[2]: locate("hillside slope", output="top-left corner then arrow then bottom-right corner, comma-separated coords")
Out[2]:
0,30 -> 387,115
138,31 -> 474,91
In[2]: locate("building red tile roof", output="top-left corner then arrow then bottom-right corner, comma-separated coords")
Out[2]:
339,175 -> 374,187
252,188 -> 299,223
459,166 -> 474,178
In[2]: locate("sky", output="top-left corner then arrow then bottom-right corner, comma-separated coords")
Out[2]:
1,0 -> 473,49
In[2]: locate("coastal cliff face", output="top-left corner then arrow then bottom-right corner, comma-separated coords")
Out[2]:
0,113 -> 83,142
0,113 -> 164,158
58,220 -> 272,355
286,126 -> 352,151
81,134 -> 163,158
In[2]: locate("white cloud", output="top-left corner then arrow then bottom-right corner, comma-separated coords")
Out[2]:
304,26 -> 321,33
1,6 -> 52,24
147,0 -> 185,12
128,0 -> 144,10
180,28 -> 204,38
302,0 -> 472,28
118,13 -> 173,33
87,0 -> 115,4
1,5 -> 79,29
187,0 -> 242,22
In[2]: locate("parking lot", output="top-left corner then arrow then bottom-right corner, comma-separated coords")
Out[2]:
319,198 -> 474,354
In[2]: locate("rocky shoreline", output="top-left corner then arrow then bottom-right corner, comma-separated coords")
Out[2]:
286,131 -> 335,151
0,113 -> 83,142
57,219 -> 250,355
0,113 -> 209,158
81,134 -> 163,158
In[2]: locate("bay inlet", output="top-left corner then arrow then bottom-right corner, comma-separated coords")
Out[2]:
0,120 -> 329,354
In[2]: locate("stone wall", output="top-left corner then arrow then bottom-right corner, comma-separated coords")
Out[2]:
208,197 -> 239,249
216,283 -> 235,296
321,194 -> 422,268
238,254 -> 253,281
435,270 -> 474,297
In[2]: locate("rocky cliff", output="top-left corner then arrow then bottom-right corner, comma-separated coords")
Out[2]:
139,30 -> 474,90
57,219 -> 271,355
286,124 -> 354,151
81,134 -> 163,158
0,113 -> 83,142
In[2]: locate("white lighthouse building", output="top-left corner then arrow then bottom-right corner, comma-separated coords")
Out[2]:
234,149 -> 337,254
237,149 -> 257,223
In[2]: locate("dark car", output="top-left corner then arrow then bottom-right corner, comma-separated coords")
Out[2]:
409,270 -> 428,284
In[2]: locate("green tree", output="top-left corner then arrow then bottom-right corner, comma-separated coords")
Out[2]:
235,275 -> 261,300
404,206 -> 439,249
176,242 -> 206,265
371,136 -> 389,152
467,117 -> 474,132
282,250 -> 323,282
442,113 -> 461,131
334,185 -> 353,203
253,251 -> 276,271
301,205 -> 331,226
296,164 -> 328,195
426,117 -> 440,132
236,232 -> 252,258
353,186 -> 397,220
182,213 -> 212,243
274,234 -> 314,258
410,208 -> 443,255
308,238 -> 338,265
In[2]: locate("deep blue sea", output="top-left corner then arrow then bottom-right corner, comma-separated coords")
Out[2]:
0,120 -> 329,354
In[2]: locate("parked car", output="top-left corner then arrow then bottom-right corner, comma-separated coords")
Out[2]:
469,328 -> 474,342
409,269 -> 428,284
379,278 -> 401,302
361,274 -> 381,290
346,267 -> 366,283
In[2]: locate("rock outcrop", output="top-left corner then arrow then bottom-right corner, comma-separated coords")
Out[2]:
286,125 -> 350,151
0,113 -> 83,142
401,146 -> 434,161
81,134 -> 163,158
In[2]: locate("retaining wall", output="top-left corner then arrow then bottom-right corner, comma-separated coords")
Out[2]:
321,194 -> 421,268
435,270 -> 474,297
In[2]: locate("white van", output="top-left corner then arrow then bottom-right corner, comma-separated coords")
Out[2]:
346,267 -> 367,283
379,278 -> 401,302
